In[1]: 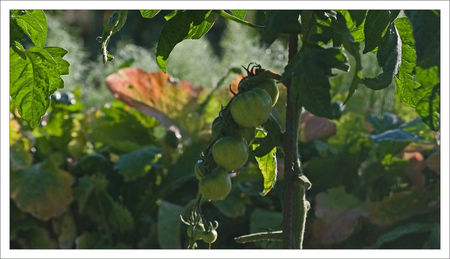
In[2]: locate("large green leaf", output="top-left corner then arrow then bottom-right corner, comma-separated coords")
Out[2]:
362,24 -> 401,90
363,10 -> 399,53
11,159 -> 73,221
10,44 -> 69,127
230,10 -> 247,20
157,201 -> 183,248
281,47 -> 349,118
262,10 -> 301,46
394,18 -> 440,130
114,146 -> 161,181
11,10 -> 47,47
140,10 -> 160,18
156,10 -> 218,72
405,10 -> 440,68
339,10 -> 366,42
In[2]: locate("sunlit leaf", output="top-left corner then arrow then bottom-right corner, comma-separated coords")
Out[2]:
140,10 -> 160,19
10,43 -> 69,127
157,201 -> 183,248
11,10 -> 47,47
230,10 -> 247,20
105,68 -> 207,137
11,159 -> 73,221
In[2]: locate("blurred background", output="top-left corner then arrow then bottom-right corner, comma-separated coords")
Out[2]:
10,10 -> 440,249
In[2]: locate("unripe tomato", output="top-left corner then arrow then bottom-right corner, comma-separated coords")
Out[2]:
199,168 -> 232,201
212,136 -> 248,171
201,229 -> 218,244
230,88 -> 272,128
255,78 -> 279,106
194,160 -> 205,180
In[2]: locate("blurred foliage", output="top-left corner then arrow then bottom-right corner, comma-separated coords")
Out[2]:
10,10 -> 439,249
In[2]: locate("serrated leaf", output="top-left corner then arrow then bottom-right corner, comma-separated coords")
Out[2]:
282,47 -> 349,118
405,10 -> 440,68
114,146 -> 161,181
363,24 -> 401,90
11,10 -> 47,47
363,10 -> 399,53
156,10 -> 217,72
262,10 -> 301,46
11,159 -> 73,221
252,130 -> 277,196
157,201 -> 183,248
230,10 -> 247,20
140,10 -> 160,18
416,84 -> 440,130
10,44 -> 69,127
339,10 -> 366,42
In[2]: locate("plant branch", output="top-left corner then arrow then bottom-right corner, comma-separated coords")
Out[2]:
234,230 -> 283,243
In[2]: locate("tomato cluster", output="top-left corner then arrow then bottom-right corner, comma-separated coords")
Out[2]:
195,64 -> 280,201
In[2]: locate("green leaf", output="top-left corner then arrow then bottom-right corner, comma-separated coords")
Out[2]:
230,10 -> 247,20
363,23 -> 401,90
262,10 -> 301,46
157,201 -> 183,248
340,10 -> 366,42
156,10 -> 218,72
416,84 -> 440,130
371,223 -> 436,248
405,10 -> 440,68
282,47 -> 349,118
24,227 -> 57,248
394,17 -> 420,106
114,146 -> 161,181
10,44 -> 69,127
140,10 -> 160,18
11,159 -> 73,221
363,10 -> 399,53
255,148 -> 277,196
11,10 -> 47,47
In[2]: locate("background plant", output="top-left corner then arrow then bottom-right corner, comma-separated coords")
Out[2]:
9,10 -> 440,249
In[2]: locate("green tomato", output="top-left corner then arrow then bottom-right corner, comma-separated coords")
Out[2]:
199,168 -> 232,201
254,78 -> 279,106
201,229 -> 218,244
212,136 -> 248,171
230,88 -> 272,128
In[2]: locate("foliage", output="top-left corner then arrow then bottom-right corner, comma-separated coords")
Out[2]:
9,9 -> 440,250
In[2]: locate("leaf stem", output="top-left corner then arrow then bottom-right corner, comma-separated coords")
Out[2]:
234,230 -> 283,243
219,10 -> 264,30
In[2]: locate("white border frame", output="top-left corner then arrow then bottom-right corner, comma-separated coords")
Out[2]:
1,1 -> 449,258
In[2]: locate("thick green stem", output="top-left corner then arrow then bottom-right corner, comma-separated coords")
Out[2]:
282,34 -> 303,249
